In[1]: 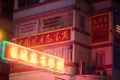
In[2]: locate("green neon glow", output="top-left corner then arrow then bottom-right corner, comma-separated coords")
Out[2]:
1,41 -> 10,60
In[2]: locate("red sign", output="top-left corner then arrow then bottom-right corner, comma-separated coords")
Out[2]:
2,41 -> 64,73
14,27 -> 71,47
91,12 -> 110,43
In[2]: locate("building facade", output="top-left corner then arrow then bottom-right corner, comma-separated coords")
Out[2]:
1,0 -> 120,80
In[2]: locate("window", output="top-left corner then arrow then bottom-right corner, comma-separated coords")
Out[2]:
2,0 -> 14,19
79,15 -> 85,32
96,50 -> 105,65
18,0 -> 39,8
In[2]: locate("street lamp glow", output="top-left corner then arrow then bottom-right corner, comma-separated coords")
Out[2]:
0,29 -> 4,41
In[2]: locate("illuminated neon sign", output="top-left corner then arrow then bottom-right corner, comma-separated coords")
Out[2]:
116,25 -> 120,33
1,41 -> 64,73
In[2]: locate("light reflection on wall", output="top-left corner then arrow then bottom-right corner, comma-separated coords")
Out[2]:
0,27 -> 11,41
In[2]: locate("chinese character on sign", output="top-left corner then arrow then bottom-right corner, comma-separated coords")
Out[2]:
54,32 -> 60,41
24,39 -> 29,47
62,31 -> 68,40
45,34 -> 53,43
31,36 -> 38,46
39,55 -> 47,67
56,61 -> 63,71
47,58 -> 55,69
29,52 -> 38,65
39,36 -> 44,44
19,49 -> 28,62
9,46 -> 18,59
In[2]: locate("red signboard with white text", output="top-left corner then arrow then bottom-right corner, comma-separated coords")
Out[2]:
91,12 -> 110,44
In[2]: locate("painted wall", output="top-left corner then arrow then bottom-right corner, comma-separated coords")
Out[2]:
92,0 -> 111,11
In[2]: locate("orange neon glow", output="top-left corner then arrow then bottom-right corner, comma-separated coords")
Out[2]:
47,58 -> 55,69
40,55 -> 47,67
9,46 -> 18,59
56,61 -> 64,71
19,49 -> 29,62
2,41 -> 64,73
29,52 -> 38,64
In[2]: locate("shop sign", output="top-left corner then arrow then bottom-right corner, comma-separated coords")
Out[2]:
1,41 -> 64,73
14,27 -> 71,48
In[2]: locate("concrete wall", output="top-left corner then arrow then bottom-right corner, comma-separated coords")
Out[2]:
75,0 -> 92,12
92,0 -> 111,11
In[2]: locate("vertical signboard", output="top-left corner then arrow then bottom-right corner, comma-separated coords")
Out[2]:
1,41 -> 64,74
91,12 -> 110,44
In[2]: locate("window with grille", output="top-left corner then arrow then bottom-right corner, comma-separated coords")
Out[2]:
79,15 -> 85,32
18,0 -> 39,8
2,0 -> 14,19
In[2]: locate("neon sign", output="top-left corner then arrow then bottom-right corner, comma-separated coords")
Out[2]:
116,25 -> 120,33
1,41 -> 64,73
